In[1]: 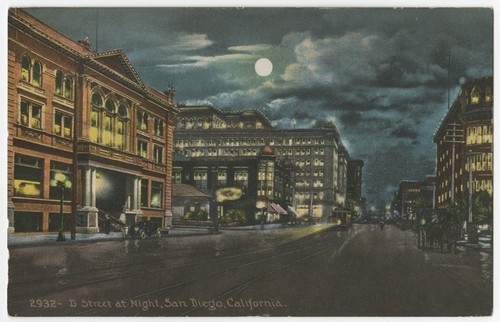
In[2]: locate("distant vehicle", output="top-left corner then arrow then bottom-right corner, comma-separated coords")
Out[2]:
330,208 -> 352,230
128,220 -> 162,239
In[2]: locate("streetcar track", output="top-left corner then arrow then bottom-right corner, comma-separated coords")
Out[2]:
73,230 -> 350,316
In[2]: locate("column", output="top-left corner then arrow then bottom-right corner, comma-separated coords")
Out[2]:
90,168 -> 97,208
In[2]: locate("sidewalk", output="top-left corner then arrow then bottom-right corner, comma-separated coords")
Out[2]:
7,228 -> 211,247
7,223 -> 292,247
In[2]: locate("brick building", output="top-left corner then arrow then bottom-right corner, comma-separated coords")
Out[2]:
346,159 -> 364,213
433,76 -> 493,209
8,9 -> 178,234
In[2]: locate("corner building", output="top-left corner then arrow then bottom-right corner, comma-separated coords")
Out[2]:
8,9 -> 178,234
433,76 -> 493,209
174,105 -> 353,219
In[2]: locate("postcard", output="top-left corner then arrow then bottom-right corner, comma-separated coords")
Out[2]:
5,5 -> 493,318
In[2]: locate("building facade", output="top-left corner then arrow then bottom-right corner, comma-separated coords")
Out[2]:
174,105 -> 355,219
433,76 -> 493,209
346,159 -> 364,213
8,9 -> 177,234
173,146 -> 294,223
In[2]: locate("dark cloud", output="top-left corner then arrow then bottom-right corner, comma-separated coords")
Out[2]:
390,125 -> 419,140
340,112 -> 362,126
24,7 -> 493,207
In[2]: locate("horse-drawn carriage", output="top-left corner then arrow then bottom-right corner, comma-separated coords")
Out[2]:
417,210 -> 462,252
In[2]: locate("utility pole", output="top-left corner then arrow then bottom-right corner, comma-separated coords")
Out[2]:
443,123 -> 464,205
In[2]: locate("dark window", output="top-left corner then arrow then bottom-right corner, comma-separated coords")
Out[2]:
14,212 -> 43,232
48,213 -> 70,232
154,145 -> 163,164
141,179 -> 149,207
64,77 -> 72,99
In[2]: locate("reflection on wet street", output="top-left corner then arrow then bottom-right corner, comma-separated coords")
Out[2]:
8,224 -> 492,316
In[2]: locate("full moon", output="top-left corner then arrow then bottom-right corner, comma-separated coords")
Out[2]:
255,58 -> 273,77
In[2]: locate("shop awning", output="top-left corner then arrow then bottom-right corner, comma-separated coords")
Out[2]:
268,202 -> 288,215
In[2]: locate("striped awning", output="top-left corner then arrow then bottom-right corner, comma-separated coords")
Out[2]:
268,202 -> 288,215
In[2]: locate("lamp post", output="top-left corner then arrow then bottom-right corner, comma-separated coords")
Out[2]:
50,172 -> 71,242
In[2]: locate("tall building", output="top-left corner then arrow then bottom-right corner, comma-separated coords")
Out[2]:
394,180 -> 422,221
173,105 -> 356,219
8,9 -> 178,234
346,159 -> 364,213
433,76 -> 493,209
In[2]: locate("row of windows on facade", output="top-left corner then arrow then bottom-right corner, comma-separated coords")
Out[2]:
438,152 -> 493,175
466,126 -> 493,145
19,97 -> 164,163
437,179 -> 493,204
175,138 -> 327,148
21,55 -> 74,100
438,125 -> 493,147
177,118 -> 265,130
14,153 -> 165,208
20,55 -> 167,141
14,154 -> 73,200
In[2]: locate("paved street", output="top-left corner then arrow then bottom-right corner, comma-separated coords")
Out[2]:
8,224 -> 492,316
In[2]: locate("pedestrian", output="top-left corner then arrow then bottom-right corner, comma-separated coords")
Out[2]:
380,220 -> 385,230
105,214 -> 111,234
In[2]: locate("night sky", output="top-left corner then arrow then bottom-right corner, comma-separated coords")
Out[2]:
24,7 -> 493,209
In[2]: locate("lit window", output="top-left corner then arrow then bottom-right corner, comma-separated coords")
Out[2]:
21,55 -> 31,82
14,154 -> 42,198
55,71 -> 63,95
20,99 -> 42,129
154,117 -> 164,137
471,87 -> 480,104
137,140 -> 148,158
151,182 -> 163,208
64,77 -> 72,99
54,112 -> 72,138
49,161 -> 72,201
154,145 -> 163,164
137,111 -> 149,131
32,61 -> 42,86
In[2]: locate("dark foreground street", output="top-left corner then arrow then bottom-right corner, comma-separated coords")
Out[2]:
8,224 -> 492,316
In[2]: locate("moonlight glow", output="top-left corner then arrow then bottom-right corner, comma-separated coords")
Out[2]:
255,58 -> 273,77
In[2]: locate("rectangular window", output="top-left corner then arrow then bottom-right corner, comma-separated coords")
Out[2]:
49,161 -> 72,201
14,212 -> 43,232
54,112 -> 72,138
137,140 -> 148,158
14,154 -> 42,198
154,145 -> 163,164
20,100 -> 42,129
48,213 -> 70,232
151,182 -> 163,208
141,179 -> 149,207
115,119 -> 124,150
173,171 -> 182,184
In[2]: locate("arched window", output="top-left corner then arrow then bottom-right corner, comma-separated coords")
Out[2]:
21,55 -> 31,82
90,92 -> 103,143
55,71 -> 63,95
103,99 -> 115,146
485,87 -> 492,103
64,77 -> 72,99
32,61 -> 42,86
137,111 -> 149,131
154,117 -> 164,137
471,87 -> 480,104
115,104 -> 129,150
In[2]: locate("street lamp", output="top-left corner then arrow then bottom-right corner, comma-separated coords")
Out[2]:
50,172 -> 72,242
